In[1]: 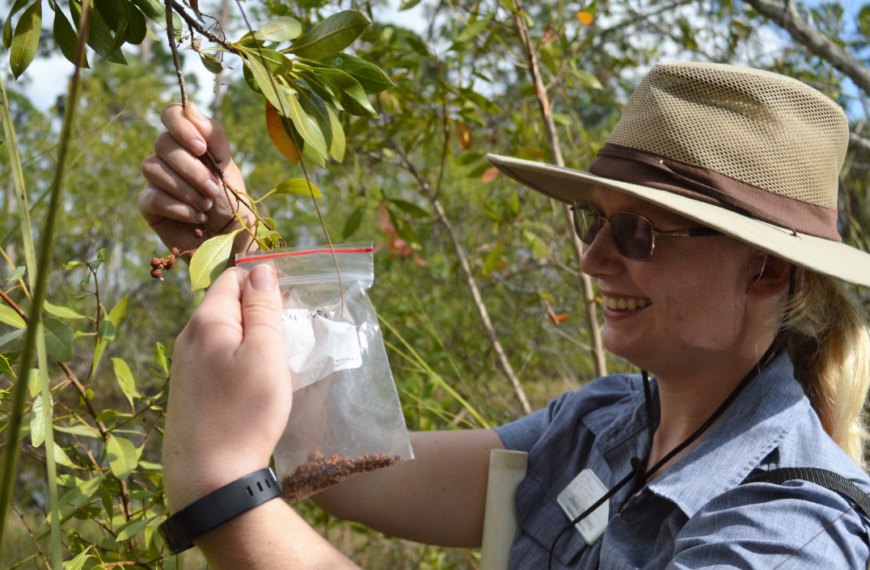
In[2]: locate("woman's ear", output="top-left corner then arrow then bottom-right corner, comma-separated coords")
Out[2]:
747,254 -> 791,300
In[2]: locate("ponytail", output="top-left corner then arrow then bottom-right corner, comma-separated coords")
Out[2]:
779,271 -> 870,469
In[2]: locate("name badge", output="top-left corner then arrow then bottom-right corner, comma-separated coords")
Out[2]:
555,469 -> 610,545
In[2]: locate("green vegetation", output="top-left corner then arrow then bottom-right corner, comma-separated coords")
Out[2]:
1,0 -> 870,568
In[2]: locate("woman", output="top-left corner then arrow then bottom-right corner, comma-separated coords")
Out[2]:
143,62 -> 870,569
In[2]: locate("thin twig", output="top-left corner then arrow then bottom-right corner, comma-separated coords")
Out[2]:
385,139 -> 532,415
165,0 -> 189,107
12,506 -> 51,570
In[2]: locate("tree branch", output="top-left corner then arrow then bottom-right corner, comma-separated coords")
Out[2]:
743,0 -> 870,95
511,2 -> 608,378
385,140 -> 533,415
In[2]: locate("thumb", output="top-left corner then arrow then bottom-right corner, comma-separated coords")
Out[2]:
183,102 -> 234,167
240,264 -> 284,348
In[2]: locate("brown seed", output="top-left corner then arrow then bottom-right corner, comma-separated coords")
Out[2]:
150,268 -> 163,281
151,257 -> 164,269
165,254 -> 176,270
281,452 -> 400,503
171,247 -> 181,256
194,228 -> 204,238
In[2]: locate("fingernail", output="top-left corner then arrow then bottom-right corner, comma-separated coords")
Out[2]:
198,197 -> 214,211
203,180 -> 220,197
190,139 -> 206,156
197,213 -> 208,223
250,264 -> 276,291
188,102 -> 206,123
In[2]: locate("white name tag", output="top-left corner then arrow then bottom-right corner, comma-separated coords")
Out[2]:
556,469 -> 610,545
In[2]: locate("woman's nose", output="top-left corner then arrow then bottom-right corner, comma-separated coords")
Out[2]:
580,222 -> 623,277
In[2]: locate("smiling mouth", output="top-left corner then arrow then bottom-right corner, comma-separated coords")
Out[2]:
600,295 -> 652,311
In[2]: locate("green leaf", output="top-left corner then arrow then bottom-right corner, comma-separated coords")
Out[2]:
297,89 -> 333,157
111,357 -> 138,410
244,51 -> 292,116
44,318 -> 74,362
189,231 -> 241,291
0,352 -> 16,377
108,296 -> 128,327
63,549 -> 92,570
569,67 -> 603,90
255,16 -> 302,42
54,423 -> 101,438
98,318 -> 115,341
9,0 -> 41,79
58,476 -> 102,520
94,0 -> 130,55
285,89 -> 328,163
106,435 -> 139,480
3,0 -> 31,49
44,301 -> 87,320
125,4 -> 147,45
200,52 -> 223,74
116,516 -> 156,542
483,242 -> 504,276
70,0 -> 127,64
390,199 -> 429,218
259,178 -> 323,203
399,0 -> 423,10
53,7 -> 90,68
455,14 -> 492,43
241,47 -> 293,74
287,10 -> 370,59
31,393 -> 44,447
129,0 -> 181,30
342,207 -> 364,240
0,304 -> 26,328
0,327 -> 26,348
5,266 -> 25,282
523,229 -> 550,260
155,342 -> 169,375
28,368 -> 38,397
54,445 -> 75,468
91,339 -> 107,379
99,484 -> 113,517
63,261 -> 86,270
456,152 -> 484,166
316,68 -> 377,117
326,105 -> 345,162
313,54 -> 394,95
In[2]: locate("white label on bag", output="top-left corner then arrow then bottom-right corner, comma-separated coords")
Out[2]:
556,469 -> 610,545
281,309 -> 362,391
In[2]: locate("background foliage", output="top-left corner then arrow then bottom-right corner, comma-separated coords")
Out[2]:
2,0 -> 870,568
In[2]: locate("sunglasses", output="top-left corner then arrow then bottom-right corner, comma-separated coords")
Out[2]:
571,200 -> 723,260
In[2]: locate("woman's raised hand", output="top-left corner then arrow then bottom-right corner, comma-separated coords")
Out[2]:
139,103 -> 255,258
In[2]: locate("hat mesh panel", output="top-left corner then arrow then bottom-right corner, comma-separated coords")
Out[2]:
606,63 -> 848,209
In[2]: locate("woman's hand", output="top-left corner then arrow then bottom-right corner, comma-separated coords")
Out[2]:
163,264 -> 292,511
139,103 -> 255,259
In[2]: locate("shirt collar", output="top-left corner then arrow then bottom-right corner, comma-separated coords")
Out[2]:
643,350 -> 806,517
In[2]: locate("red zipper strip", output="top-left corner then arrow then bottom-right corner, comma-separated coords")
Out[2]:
236,247 -> 374,264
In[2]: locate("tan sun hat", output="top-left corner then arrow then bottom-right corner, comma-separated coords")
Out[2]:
486,61 -> 870,288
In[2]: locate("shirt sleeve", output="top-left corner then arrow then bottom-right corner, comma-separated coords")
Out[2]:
494,390 -> 578,452
666,480 -> 870,569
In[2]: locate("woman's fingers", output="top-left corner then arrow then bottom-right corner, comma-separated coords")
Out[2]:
138,183 -> 209,226
161,102 -> 234,167
153,132 -> 222,200
141,154 -> 214,212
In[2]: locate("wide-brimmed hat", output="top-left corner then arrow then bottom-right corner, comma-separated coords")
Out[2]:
487,61 -> 870,288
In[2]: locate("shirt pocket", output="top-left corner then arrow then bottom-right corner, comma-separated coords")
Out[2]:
514,474 -> 592,567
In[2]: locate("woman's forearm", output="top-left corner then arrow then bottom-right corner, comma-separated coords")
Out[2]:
311,429 -> 504,548
197,499 -> 359,570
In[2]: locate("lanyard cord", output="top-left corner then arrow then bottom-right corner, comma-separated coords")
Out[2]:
546,341 -> 781,570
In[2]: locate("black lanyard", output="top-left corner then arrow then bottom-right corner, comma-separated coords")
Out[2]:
546,341 -> 781,570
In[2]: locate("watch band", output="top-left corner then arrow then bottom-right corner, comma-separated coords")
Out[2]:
159,467 -> 281,555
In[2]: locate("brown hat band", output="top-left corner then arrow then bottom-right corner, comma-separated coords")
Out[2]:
588,144 -> 841,242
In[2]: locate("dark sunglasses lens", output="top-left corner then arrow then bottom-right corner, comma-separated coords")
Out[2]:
610,213 -> 653,259
573,203 -> 600,245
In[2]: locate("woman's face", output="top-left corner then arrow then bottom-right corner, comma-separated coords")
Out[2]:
580,188 -> 763,374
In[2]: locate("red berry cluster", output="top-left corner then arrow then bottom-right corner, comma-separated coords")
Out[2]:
150,247 -> 181,281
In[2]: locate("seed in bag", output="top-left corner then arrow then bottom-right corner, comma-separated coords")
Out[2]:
235,243 -> 414,502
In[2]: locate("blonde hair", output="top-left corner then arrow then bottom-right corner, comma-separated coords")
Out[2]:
779,270 -> 870,469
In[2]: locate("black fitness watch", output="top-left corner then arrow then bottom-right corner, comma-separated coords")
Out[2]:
158,467 -> 281,555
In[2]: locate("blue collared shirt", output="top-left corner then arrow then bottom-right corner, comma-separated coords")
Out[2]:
495,351 -> 870,569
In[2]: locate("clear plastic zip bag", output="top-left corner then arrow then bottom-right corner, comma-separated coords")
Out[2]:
236,243 -> 413,502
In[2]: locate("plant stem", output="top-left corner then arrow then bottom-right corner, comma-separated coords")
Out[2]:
386,140 -> 533,415
165,0 -> 189,107
511,2 -> 608,378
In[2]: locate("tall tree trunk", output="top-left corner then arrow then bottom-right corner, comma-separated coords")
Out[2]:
512,4 -> 608,378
